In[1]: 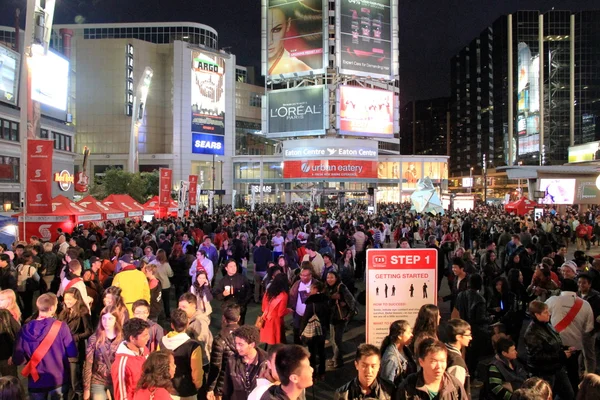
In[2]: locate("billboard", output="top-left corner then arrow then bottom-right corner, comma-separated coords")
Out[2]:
539,179 -> 576,205
192,133 -> 225,155
338,0 -> 393,78
264,0 -> 326,78
267,86 -> 326,138
338,86 -> 393,137
0,45 -> 19,107
31,49 -> 69,112
283,159 -> 377,179
517,43 -> 541,155
192,51 -> 226,135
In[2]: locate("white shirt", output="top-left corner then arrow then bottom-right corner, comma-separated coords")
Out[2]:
272,236 -> 284,252
546,291 -> 594,349
296,280 -> 312,317
247,379 -> 274,400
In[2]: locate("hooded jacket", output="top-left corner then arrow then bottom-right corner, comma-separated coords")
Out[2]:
160,331 -> 203,396
112,265 -> 151,315
13,317 -> 78,390
186,310 -> 213,363
111,341 -> 149,400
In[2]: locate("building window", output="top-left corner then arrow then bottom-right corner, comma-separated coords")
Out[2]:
51,132 -> 73,152
0,118 -> 18,142
0,156 -> 19,183
249,93 -> 262,107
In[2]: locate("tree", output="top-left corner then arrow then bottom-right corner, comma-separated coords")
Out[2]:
142,171 -> 159,198
88,167 -> 159,202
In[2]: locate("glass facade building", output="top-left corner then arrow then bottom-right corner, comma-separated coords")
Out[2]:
400,98 -> 449,156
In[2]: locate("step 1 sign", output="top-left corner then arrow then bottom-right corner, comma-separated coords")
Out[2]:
366,248 -> 438,346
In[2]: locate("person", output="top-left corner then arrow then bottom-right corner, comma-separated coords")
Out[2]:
289,264 -> 314,344
271,230 -> 285,261
190,250 -> 214,285
0,375 -> 26,400
222,325 -> 268,400
178,293 -> 213,366
57,259 -> 92,313
213,260 -> 252,325
442,319 -> 471,392
300,280 -> 329,380
334,343 -> 394,400
518,377 -> 553,400
321,253 -> 337,282
141,263 -> 164,323
0,289 -> 21,323
13,293 -> 78,400
206,304 -> 241,400
577,373 -> 600,400
379,320 -> 416,386
326,270 -> 357,369
199,236 -> 219,271
411,304 -> 441,356
523,300 -> 574,400
16,250 -> 40,320
253,235 -> 272,303
444,258 -> 469,310
151,249 -> 173,319
247,344 -> 284,400
0,309 -> 20,377
131,300 -> 164,353
58,288 -> 93,400
83,306 -> 123,400
260,345 -> 313,400
170,242 -> 189,302
133,350 -> 176,400
395,338 -> 468,400
0,253 -> 16,292
39,242 -> 59,293
160,309 -> 203,399
337,249 -> 356,294
190,270 -> 213,323
260,273 -> 289,346
112,260 -> 150,316
302,244 -> 324,278
103,286 -> 130,326
485,336 -> 528,400
111,318 -> 150,400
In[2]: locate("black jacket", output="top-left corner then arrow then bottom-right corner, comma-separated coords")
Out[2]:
580,289 -> 600,332
213,273 -> 252,307
206,322 -> 239,394
455,289 -> 490,328
334,377 -> 394,400
395,371 -> 468,400
523,318 -> 567,376
0,265 -> 16,291
40,252 -> 59,277
222,348 -> 268,400
300,293 -> 330,334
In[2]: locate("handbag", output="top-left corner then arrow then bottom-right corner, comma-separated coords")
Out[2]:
255,315 -> 265,329
301,304 -> 323,339
255,295 -> 283,329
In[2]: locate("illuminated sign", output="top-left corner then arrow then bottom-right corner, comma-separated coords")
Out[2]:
267,86 -> 326,138
191,51 -> 226,135
0,45 -> 20,106
568,141 -> 600,163
31,49 -> 69,111
192,133 -> 225,156
338,86 -> 394,137
284,159 -> 377,179
54,170 -> 74,191
125,44 -> 134,116
282,138 -> 378,159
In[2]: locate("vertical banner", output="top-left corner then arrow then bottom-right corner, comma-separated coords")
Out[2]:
159,168 -> 172,207
27,139 -> 54,213
188,175 -> 198,207
366,248 -> 437,345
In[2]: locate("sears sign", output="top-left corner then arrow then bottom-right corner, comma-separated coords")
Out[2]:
192,133 -> 224,156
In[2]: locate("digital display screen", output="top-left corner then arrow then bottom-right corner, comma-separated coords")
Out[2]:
339,86 -> 393,137
31,50 -> 69,111
0,45 -> 19,107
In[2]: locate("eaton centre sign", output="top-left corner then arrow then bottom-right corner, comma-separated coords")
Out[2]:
282,138 -> 378,160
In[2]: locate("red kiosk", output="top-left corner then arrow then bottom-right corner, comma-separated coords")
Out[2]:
78,195 -> 126,221
504,197 -> 536,216
102,194 -> 153,219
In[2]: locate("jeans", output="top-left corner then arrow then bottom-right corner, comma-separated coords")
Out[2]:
330,320 -> 348,365
69,361 -> 83,400
90,384 -> 113,400
542,368 -> 574,400
29,385 -> 68,400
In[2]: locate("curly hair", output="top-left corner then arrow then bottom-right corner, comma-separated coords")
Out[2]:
136,350 -> 174,392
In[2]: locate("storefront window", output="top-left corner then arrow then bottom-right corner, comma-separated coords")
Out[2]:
377,162 -> 400,179
192,160 -> 223,191
402,161 -> 422,189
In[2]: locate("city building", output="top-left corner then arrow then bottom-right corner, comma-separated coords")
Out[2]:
400,98 -> 450,156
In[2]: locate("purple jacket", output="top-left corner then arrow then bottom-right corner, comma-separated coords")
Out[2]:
13,317 -> 78,389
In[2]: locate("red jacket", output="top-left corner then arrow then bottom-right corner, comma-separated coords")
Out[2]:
260,292 -> 289,345
111,342 -> 149,400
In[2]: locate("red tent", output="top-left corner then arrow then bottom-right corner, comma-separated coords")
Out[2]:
102,194 -> 153,218
504,196 -> 536,216
78,195 -> 126,221
144,196 -> 179,218
15,195 -> 102,241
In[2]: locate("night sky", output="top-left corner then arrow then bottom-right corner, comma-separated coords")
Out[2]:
1,0 -> 598,104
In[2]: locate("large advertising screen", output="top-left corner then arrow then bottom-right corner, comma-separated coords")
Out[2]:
339,86 -> 393,137
192,51 -> 226,136
539,179 -> 576,205
267,86 -> 326,138
0,45 -> 19,107
338,0 -> 393,78
31,49 -> 69,111
265,0 -> 326,78
517,42 -> 540,155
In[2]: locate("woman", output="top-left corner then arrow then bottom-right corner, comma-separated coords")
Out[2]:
487,277 -> 517,324
523,301 -> 574,400
0,376 -> 26,400
169,242 -> 189,301
0,289 -> 21,323
260,273 -> 289,346
190,270 -> 213,322
83,307 -> 122,400
58,288 -> 93,400
284,241 -> 299,274
337,249 -> 356,294
578,373 -> 600,400
218,239 -> 232,275
0,309 -> 19,377
133,350 -> 176,400
16,251 -> 40,320
102,286 -> 129,325
379,320 -> 417,386
142,263 -> 164,323
153,249 -> 173,319
505,252 -> 523,277
411,304 -> 440,357
276,255 -> 291,283
325,271 -> 357,369
482,250 -> 503,288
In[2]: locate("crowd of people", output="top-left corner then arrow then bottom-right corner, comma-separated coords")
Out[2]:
0,202 -> 600,400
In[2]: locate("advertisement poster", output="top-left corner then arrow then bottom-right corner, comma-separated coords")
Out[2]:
377,162 -> 399,179
188,175 -> 198,207
31,50 -> 69,111
339,0 -> 393,78
539,179 -> 576,205
339,86 -> 393,137
402,161 -> 422,189
191,51 -> 226,135
159,168 -> 172,207
266,0 -> 325,77
366,248 -> 437,345
0,45 -> 20,107
27,139 -> 54,214
268,86 -> 325,137
192,133 -> 225,155
283,159 -> 377,179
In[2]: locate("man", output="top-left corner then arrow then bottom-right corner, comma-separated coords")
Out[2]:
253,235 -> 273,303
444,258 -> 469,310
179,292 -> 213,366
112,318 -> 150,400
578,273 -> 600,333
190,249 -> 214,285
213,260 -> 252,325
576,219 -> 589,252
560,261 -> 578,281
132,299 -> 164,352
181,233 -> 193,254
528,264 -> 560,303
321,253 -> 337,281
161,309 -> 204,400
302,244 -> 324,278
396,338 -> 467,400
486,337 -> 528,399
13,293 -> 78,400
260,345 -> 313,400
199,236 -> 219,267
0,253 -> 16,291
39,242 -> 58,293
271,229 -> 285,260
206,304 -> 242,400
222,325 -> 268,400
57,234 -> 69,256
158,233 -> 173,255
248,344 -> 285,399
57,259 -> 92,312
289,265 -> 313,344
112,258 -> 151,315
443,319 -> 472,390
545,278 -> 595,392
334,344 -> 393,399
353,227 -> 367,279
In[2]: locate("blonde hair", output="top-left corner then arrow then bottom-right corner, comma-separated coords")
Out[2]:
0,289 -> 21,322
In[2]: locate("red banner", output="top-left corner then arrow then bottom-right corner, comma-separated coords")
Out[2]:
188,175 -> 198,206
283,160 -> 378,179
27,139 -> 54,214
159,168 -> 172,207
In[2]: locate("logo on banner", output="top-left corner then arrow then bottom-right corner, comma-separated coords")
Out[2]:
35,145 -> 43,154
54,170 -> 74,191
35,194 -> 43,202
39,225 -> 52,241
373,255 -> 387,266
192,133 -> 225,155
34,169 -> 42,178
301,163 -> 310,173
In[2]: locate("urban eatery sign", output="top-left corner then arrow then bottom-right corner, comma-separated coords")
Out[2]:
54,170 -> 74,191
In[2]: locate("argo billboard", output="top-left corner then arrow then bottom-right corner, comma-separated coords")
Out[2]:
191,51 -> 226,136
338,86 -> 394,137
266,86 -> 327,138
